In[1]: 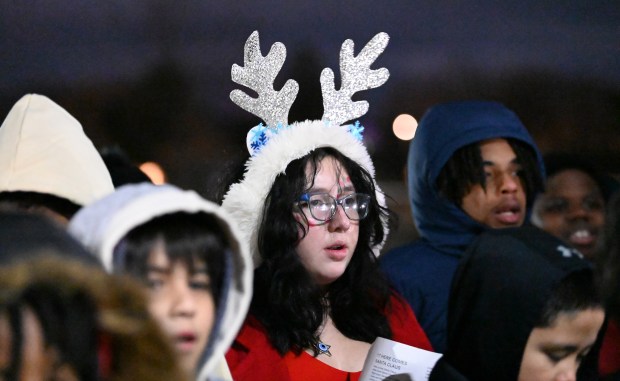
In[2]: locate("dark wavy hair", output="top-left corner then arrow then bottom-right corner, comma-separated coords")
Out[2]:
537,270 -> 602,328
112,212 -> 227,307
597,192 -> 620,320
250,147 -> 395,356
436,138 -> 543,208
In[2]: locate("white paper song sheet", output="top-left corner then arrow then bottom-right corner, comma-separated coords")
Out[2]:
359,337 -> 443,381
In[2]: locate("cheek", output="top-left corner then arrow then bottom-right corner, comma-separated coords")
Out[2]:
197,294 -> 216,321
540,215 -> 566,232
146,293 -> 168,323
21,315 -> 56,381
0,320 -> 10,370
518,350 -> 553,381
293,213 -> 309,239
350,223 -> 360,243
295,234 -> 318,267
592,212 -> 605,227
461,189 -> 487,217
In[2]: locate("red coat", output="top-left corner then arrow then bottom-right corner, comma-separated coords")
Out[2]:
599,318 -> 620,377
226,294 -> 433,381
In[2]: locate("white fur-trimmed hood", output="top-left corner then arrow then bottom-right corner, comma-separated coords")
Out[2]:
221,120 -> 388,267
68,183 -> 252,381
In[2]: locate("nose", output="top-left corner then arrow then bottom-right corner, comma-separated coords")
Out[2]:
328,203 -> 351,232
554,361 -> 578,381
555,371 -> 577,381
170,281 -> 196,317
565,202 -> 589,220
499,172 -> 519,194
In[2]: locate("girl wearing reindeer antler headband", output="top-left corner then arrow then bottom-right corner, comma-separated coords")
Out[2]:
222,31 -> 432,381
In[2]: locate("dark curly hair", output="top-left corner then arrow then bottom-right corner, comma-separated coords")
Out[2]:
250,147 -> 396,356
436,138 -> 543,208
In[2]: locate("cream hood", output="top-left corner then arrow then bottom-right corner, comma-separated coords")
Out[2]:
0,94 -> 114,206
68,183 -> 252,381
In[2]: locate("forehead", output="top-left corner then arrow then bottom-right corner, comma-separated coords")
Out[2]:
546,169 -> 601,195
530,308 -> 605,341
305,156 -> 351,186
147,240 -> 206,268
478,138 -> 516,159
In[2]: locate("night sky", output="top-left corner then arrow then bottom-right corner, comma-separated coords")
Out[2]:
1,1 -> 619,174
1,0 -> 619,248
2,1 -> 618,90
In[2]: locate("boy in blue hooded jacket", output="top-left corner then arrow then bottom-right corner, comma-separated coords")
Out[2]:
380,100 -> 545,352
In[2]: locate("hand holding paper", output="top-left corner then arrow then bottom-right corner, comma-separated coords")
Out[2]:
360,337 -> 442,381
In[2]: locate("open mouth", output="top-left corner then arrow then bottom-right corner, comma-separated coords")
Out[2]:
569,229 -> 595,246
174,332 -> 197,351
325,242 -> 348,260
327,244 -> 345,250
494,204 -> 522,225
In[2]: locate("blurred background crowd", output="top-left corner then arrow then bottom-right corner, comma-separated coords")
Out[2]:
1,0 -> 619,249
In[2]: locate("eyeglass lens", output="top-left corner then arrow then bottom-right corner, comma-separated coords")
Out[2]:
305,193 -> 370,221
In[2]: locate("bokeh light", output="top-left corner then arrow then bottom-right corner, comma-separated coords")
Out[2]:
139,161 -> 166,185
392,114 -> 418,141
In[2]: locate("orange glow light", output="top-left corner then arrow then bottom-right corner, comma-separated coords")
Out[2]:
139,161 -> 166,185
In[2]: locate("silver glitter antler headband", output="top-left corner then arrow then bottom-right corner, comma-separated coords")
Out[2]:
231,31 -> 389,155
230,31 -> 299,129
321,32 -> 390,126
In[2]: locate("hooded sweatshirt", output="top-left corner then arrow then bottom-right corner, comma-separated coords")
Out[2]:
0,94 -> 114,206
68,183 -> 253,381
441,225 -> 598,381
380,100 -> 544,352
0,211 -> 99,267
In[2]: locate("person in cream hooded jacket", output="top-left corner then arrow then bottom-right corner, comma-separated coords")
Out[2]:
68,182 -> 253,381
0,93 -> 114,224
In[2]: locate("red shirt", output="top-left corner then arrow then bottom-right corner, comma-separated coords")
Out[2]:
284,351 -> 362,381
599,318 -> 620,377
226,294 -> 433,381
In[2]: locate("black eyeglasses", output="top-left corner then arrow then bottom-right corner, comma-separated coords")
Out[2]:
297,193 -> 371,222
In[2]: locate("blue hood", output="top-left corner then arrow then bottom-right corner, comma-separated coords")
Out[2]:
408,100 -> 544,257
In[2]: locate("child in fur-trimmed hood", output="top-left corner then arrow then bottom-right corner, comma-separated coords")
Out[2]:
0,256 -> 187,381
68,182 -> 253,381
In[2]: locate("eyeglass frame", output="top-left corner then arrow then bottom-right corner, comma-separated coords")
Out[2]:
296,192 -> 371,222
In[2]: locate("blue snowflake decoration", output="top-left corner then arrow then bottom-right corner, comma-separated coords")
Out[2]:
246,124 -> 270,156
246,122 -> 293,156
345,121 -> 364,141
247,120 -> 365,156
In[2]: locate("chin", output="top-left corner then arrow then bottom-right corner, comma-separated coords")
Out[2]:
318,271 -> 346,285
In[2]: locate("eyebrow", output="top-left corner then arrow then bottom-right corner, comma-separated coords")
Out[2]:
146,266 -> 169,275
541,343 -> 580,353
146,265 -> 209,274
482,158 -> 519,167
190,267 -> 209,275
308,185 -> 356,194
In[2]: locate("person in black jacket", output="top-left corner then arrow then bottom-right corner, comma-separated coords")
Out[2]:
432,226 -> 605,381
